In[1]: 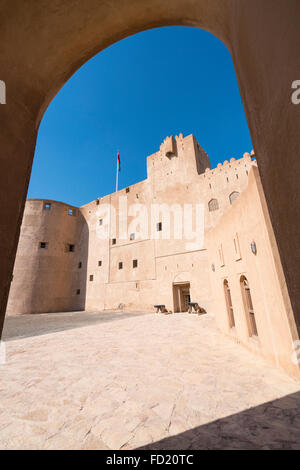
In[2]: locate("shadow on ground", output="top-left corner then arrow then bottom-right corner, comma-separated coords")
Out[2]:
2,311 -> 148,341
137,391 -> 300,450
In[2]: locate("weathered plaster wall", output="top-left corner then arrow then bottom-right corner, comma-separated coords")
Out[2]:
6,200 -> 88,314
6,134 -> 299,377
206,167 -> 299,378
0,1 -> 299,368
81,134 -> 253,313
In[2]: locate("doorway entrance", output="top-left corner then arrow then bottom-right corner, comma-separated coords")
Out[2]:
173,282 -> 191,313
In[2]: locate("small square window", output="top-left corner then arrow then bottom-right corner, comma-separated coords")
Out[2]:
157,222 -> 162,232
118,262 -> 123,270
96,199 -> 100,205
40,242 -> 48,249
126,187 -> 130,193
68,209 -> 74,216
78,262 -> 82,269
98,260 -> 102,267
99,219 -> 103,226
89,275 -> 94,282
44,203 -> 51,211
112,238 -> 116,245
76,289 -> 81,295
68,244 -> 75,252
130,233 -> 135,241
133,259 -> 138,268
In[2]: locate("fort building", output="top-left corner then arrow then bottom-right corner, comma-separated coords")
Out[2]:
6,134 -> 300,379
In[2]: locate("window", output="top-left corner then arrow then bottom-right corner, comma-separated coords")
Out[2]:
233,233 -> 242,260
68,244 -> 75,252
98,260 -> 102,267
240,276 -> 258,337
78,261 -> 82,269
229,191 -> 240,205
130,233 -> 135,241
99,219 -> 103,226
96,199 -> 100,205
89,275 -> 94,282
224,280 -> 235,328
44,202 -> 51,211
157,222 -> 162,232
126,187 -> 130,193
208,198 -> 219,212
112,238 -> 116,245
118,262 -> 123,270
76,289 -> 81,295
40,242 -> 48,249
68,208 -> 74,216
133,259 -> 138,268
218,244 -> 225,267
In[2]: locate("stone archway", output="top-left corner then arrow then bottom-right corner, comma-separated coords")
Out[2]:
0,0 -> 299,343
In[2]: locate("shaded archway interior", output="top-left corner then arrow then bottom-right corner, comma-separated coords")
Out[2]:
0,0 -> 299,353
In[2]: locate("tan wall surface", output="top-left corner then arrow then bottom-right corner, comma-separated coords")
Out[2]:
7,200 -> 88,314
206,167 -> 299,378
1,1 -> 300,382
6,135 -> 299,377
80,134 -> 253,314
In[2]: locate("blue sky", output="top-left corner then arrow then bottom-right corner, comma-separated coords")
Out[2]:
28,26 -> 253,207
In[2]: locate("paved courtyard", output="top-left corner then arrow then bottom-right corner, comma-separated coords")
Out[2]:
1,311 -> 300,450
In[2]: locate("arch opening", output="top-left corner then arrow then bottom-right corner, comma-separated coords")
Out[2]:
240,275 -> 258,338
0,2 -> 299,381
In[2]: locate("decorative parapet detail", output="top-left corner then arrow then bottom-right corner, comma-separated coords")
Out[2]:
160,136 -> 176,157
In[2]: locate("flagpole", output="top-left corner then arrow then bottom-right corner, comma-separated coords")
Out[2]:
116,151 -> 119,193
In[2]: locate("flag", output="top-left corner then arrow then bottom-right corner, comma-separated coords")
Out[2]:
117,152 -> 121,172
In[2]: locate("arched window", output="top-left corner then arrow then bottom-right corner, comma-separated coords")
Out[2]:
208,198 -> 219,212
240,276 -> 258,337
223,280 -> 235,328
229,191 -> 240,205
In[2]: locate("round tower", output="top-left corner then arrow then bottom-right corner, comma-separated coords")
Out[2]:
6,199 -> 88,314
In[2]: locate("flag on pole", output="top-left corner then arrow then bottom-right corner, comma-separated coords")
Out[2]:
116,151 -> 120,193
117,152 -> 121,172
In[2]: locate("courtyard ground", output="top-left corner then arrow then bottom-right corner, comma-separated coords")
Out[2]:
1,311 -> 300,450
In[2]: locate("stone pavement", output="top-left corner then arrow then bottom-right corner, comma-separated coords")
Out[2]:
0,311 -> 300,450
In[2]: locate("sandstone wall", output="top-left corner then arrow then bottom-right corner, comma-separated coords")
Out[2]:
206,166 -> 299,377
6,200 -> 88,314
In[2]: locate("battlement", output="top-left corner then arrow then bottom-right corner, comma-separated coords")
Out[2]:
147,133 -> 211,186
202,151 -> 255,178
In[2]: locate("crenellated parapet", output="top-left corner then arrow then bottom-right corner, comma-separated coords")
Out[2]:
201,151 -> 255,180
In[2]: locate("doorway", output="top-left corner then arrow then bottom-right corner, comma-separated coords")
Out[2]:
173,282 -> 191,313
